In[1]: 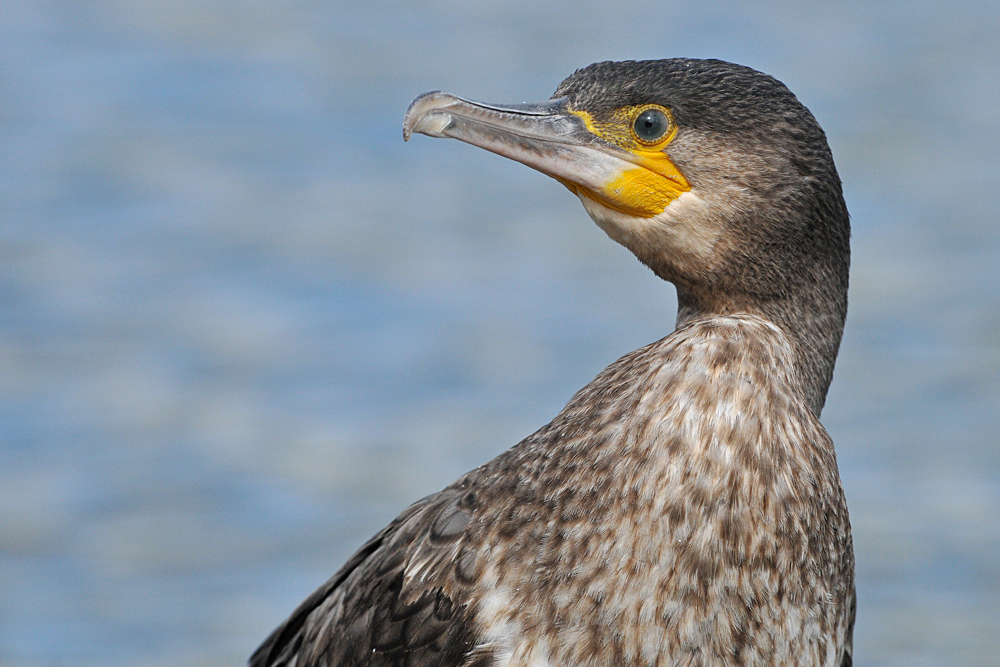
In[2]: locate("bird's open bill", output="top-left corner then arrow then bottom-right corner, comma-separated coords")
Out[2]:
403,91 -> 690,218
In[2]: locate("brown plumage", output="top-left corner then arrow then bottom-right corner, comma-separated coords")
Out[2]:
251,59 -> 855,667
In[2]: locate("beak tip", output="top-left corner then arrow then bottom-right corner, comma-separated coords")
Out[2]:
404,90 -> 461,142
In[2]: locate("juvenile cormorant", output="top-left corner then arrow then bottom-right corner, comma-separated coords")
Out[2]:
251,59 -> 855,667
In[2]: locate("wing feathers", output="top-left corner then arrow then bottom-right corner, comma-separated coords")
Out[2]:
250,490 -> 481,667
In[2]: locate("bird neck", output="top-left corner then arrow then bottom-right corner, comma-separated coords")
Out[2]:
675,279 -> 847,417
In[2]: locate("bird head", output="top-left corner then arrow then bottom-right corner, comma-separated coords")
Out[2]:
404,59 -> 847,309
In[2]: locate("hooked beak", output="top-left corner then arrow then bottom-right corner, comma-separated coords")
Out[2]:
403,92 -> 688,218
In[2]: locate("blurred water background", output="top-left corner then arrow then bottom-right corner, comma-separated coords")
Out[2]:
1,1 -> 999,665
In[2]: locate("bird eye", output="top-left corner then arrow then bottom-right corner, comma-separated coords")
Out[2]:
633,108 -> 669,144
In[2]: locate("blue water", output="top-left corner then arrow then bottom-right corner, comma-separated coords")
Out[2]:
1,1 -> 998,665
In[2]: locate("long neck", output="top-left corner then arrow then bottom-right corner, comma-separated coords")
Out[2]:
675,272 -> 847,417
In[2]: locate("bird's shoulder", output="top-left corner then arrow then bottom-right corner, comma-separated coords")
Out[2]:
505,312 -> 822,467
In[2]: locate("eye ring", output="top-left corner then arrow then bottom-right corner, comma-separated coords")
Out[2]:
632,106 -> 671,145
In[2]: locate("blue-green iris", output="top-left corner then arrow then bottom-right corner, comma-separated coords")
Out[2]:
634,108 -> 669,143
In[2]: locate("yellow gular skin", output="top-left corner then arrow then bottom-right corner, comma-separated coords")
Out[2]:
568,107 -> 691,218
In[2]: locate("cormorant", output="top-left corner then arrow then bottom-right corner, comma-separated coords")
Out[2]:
251,59 -> 855,667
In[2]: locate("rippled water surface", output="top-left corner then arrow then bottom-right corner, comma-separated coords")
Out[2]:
2,1 -> 999,665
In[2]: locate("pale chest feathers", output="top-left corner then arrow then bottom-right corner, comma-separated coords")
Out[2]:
422,314 -> 856,667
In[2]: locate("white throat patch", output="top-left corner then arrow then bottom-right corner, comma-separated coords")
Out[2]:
578,189 -> 725,275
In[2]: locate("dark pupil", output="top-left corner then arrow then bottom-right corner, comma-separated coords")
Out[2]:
635,109 -> 668,142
